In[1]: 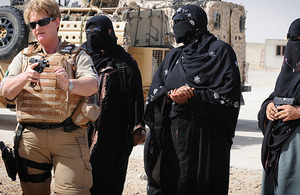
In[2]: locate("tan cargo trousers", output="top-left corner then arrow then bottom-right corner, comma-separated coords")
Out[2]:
17,125 -> 92,195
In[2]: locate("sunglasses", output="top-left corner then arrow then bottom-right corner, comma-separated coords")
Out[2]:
173,15 -> 185,24
29,18 -> 55,29
86,28 -> 102,35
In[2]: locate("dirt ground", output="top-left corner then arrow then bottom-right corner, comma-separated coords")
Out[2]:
0,156 -> 262,195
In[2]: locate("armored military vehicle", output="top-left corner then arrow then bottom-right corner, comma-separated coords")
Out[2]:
0,0 -> 251,108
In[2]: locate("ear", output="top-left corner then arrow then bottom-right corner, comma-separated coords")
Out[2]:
55,17 -> 60,29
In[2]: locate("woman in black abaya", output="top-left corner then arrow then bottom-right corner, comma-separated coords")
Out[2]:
258,18 -> 300,195
81,15 -> 146,195
143,5 -> 241,195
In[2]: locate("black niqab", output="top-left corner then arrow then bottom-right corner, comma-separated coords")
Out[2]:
172,5 -> 208,44
82,15 -> 120,70
259,18 -> 300,178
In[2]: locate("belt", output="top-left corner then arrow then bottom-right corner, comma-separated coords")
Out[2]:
27,123 -> 63,129
26,117 -> 79,132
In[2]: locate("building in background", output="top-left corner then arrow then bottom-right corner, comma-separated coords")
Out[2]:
264,39 -> 287,70
246,39 -> 287,70
246,43 -> 265,70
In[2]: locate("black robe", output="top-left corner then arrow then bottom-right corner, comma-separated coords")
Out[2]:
258,22 -> 300,180
143,31 -> 241,194
82,16 -> 145,195
258,19 -> 300,194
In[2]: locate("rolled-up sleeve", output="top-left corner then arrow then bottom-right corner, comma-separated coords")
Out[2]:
75,50 -> 100,87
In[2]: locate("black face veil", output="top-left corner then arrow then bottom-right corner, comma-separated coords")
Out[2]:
172,4 -> 208,44
85,15 -> 117,51
82,15 -> 123,71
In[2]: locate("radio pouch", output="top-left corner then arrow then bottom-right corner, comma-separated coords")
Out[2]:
71,95 -> 100,128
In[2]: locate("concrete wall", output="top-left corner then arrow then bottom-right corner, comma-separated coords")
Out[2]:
246,43 -> 265,70
264,39 -> 287,70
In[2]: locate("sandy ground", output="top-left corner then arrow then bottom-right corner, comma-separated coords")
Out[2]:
0,157 -> 263,195
0,69 -> 280,194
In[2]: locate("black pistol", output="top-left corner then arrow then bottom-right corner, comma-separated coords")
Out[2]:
0,141 -> 17,181
29,58 -> 50,87
273,97 -> 295,108
29,58 -> 50,73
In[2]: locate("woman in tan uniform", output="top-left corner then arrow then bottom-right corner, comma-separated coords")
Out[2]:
1,0 -> 99,194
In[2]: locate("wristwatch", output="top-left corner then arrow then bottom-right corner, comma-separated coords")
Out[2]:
68,80 -> 74,91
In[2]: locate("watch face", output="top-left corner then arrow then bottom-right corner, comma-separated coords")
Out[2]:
69,80 -> 74,91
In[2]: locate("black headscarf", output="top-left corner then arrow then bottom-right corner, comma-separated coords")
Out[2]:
259,18 -> 300,179
287,18 -> 300,40
82,15 -> 122,71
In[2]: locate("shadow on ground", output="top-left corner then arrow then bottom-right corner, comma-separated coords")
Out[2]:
232,119 -> 263,150
237,119 -> 261,132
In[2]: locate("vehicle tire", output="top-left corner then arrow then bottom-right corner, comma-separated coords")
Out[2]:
0,6 -> 29,61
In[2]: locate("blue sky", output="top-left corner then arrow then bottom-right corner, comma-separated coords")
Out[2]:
230,0 -> 300,43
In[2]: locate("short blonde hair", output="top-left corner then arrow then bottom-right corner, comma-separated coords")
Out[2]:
23,0 -> 61,24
